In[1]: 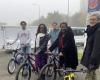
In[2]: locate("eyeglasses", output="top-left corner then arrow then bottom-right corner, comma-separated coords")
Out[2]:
90,18 -> 97,21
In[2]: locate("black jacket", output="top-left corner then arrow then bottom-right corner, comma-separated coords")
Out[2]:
81,23 -> 100,70
49,27 -> 78,69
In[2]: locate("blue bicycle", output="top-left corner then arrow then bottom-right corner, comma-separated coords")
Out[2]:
7,48 -> 24,74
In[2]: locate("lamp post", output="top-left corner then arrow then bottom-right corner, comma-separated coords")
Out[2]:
0,23 -> 6,49
67,0 -> 69,24
33,3 -> 40,24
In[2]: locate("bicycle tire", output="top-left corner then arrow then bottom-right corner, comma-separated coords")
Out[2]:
7,59 -> 16,74
38,63 -> 57,80
15,63 -> 31,80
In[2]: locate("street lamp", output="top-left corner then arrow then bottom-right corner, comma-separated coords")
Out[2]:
33,3 -> 40,24
0,23 -> 6,49
67,0 -> 69,23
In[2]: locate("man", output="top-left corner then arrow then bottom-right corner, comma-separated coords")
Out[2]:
10,21 -> 31,54
49,22 -> 60,53
81,14 -> 100,80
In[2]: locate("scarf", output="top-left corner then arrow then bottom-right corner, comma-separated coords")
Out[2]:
86,23 -> 100,37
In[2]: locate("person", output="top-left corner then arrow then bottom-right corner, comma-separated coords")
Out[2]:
81,14 -> 100,80
10,21 -> 31,54
49,22 -> 60,54
49,22 -> 78,69
34,24 -> 50,70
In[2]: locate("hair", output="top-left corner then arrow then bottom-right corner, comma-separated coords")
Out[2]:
52,22 -> 58,25
90,14 -> 100,22
60,22 -> 68,28
36,24 -> 47,36
20,21 -> 27,25
90,14 -> 98,19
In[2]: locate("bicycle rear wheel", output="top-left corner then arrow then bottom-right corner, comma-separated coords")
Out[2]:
16,63 -> 31,80
38,63 -> 57,80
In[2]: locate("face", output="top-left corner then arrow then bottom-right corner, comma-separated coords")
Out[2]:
60,24 -> 67,33
21,22 -> 27,30
90,15 -> 97,27
52,23 -> 57,29
40,25 -> 45,33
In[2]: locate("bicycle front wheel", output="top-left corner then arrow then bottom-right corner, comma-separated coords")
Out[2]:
38,63 -> 57,80
7,59 -> 16,74
16,63 -> 31,80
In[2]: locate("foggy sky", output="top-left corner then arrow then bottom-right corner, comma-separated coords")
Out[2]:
0,0 -> 80,26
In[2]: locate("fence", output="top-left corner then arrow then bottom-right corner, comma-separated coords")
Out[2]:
0,26 -> 37,49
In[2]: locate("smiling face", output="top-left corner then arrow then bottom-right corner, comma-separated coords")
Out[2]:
39,24 -> 46,33
60,23 -> 67,33
90,15 -> 98,27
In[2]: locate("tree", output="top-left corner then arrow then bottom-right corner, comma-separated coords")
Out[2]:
31,11 -> 87,27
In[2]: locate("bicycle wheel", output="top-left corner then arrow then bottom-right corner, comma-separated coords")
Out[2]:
38,63 -> 57,80
16,63 -> 31,80
7,59 -> 16,74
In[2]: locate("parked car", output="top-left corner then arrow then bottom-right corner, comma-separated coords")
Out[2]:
72,27 -> 86,47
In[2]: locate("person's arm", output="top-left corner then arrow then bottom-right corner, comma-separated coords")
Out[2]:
11,33 -> 19,45
90,28 -> 100,69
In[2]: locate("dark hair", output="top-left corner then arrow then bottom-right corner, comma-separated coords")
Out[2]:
20,21 -> 27,25
36,24 -> 47,36
60,22 -> 68,28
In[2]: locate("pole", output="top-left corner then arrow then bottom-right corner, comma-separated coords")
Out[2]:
38,5 -> 40,24
67,0 -> 69,24
33,4 -> 40,24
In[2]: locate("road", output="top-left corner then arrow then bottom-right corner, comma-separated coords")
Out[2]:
0,50 -> 100,80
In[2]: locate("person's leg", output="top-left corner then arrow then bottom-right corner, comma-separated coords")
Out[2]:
85,70 -> 92,80
92,70 -> 97,80
41,53 -> 47,69
59,56 -> 65,68
85,70 -> 97,80
26,45 -> 31,54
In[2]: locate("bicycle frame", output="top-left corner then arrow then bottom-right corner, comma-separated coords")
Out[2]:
23,54 -> 37,71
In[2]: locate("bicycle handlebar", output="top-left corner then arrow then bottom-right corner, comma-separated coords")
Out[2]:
45,52 -> 59,56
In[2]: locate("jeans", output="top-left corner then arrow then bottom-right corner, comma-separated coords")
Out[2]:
21,45 -> 31,54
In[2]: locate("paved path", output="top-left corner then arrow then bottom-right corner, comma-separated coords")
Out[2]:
0,50 -> 100,80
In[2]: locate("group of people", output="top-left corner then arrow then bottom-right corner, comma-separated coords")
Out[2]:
10,14 -> 100,80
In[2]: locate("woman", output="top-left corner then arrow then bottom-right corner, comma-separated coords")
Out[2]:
34,24 -> 50,70
49,22 -> 78,69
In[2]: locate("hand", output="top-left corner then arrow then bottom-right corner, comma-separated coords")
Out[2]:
59,52 -> 63,56
7,42 -> 12,45
45,49 -> 51,54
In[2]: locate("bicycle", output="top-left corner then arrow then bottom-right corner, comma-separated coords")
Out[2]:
7,48 -> 25,74
15,52 -> 40,80
38,52 -> 63,80
38,52 -> 87,80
